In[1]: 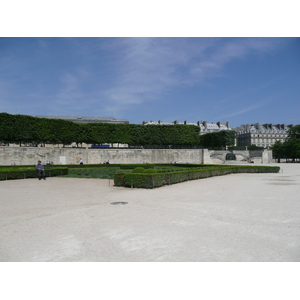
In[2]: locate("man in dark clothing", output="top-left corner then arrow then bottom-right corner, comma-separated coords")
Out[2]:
36,160 -> 46,180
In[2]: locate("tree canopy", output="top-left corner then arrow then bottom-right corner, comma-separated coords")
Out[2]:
0,113 -> 240,149
287,125 -> 300,140
272,125 -> 300,161
0,113 -> 202,146
199,130 -> 236,148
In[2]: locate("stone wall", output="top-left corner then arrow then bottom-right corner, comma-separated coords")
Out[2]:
208,149 -> 273,164
0,147 -> 272,166
0,147 -> 212,165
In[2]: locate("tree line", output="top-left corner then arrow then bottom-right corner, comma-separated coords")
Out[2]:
0,113 -> 236,148
272,125 -> 300,162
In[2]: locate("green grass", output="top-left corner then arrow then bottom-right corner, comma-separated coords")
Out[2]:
62,164 -> 180,179
59,163 -> 281,182
62,164 -> 200,179
154,165 -> 191,170
62,167 -> 121,179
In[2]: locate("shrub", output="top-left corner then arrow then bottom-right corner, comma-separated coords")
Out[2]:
114,173 -> 125,186
120,164 -> 155,170
132,167 -> 145,173
0,166 -> 68,181
114,165 -> 280,188
124,173 -> 165,188
143,168 -> 157,173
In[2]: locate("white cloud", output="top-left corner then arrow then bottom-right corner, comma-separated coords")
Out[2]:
189,38 -> 284,79
221,92 -> 281,120
223,103 -> 265,119
99,37 -> 286,112
1,37 -> 290,118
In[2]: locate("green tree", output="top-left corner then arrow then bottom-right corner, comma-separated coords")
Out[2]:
284,138 -> 300,162
200,130 -> 236,149
1,113 -> 202,147
128,124 -> 200,146
272,141 -> 284,162
272,125 -> 300,162
0,113 -> 15,143
287,125 -> 300,140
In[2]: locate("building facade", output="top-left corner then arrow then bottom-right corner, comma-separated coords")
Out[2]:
235,123 -> 293,148
142,120 -> 231,134
32,115 -> 129,124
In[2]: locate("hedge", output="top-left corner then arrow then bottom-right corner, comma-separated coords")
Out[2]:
124,173 -> 165,188
120,164 -> 155,170
0,166 -> 68,181
0,113 -> 202,146
64,164 -> 155,170
114,165 -> 280,188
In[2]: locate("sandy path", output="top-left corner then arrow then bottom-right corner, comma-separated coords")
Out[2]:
1,163 -> 299,261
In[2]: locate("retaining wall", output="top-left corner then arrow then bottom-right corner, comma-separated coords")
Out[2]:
209,149 -> 273,164
0,147 -> 212,165
0,147 -> 272,165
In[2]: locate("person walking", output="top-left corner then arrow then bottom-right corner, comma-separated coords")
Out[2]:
36,160 -> 46,180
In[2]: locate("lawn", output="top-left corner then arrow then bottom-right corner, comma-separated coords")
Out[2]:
62,167 -> 121,179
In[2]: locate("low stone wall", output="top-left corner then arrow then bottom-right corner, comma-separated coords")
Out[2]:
209,149 -> 273,164
0,146 -> 272,165
0,147 -> 212,165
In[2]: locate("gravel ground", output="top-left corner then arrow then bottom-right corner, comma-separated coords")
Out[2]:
1,163 -> 299,262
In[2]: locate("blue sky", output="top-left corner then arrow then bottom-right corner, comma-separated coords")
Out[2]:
1,37 -> 299,128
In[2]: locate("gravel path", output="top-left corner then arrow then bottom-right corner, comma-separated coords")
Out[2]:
1,163 -> 299,261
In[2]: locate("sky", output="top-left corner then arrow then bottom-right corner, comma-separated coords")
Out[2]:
1,37 -> 300,128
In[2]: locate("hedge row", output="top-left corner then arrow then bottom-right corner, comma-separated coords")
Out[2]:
0,166 -> 68,181
114,165 -> 280,188
0,112 -> 202,146
65,164 -> 155,169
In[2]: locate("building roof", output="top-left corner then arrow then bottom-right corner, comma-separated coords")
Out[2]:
142,120 -> 231,134
234,123 -> 293,134
32,115 -> 129,124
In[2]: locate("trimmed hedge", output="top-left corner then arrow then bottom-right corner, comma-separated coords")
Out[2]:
121,164 -> 155,170
114,165 -> 280,188
132,167 -> 145,173
64,164 -> 122,169
143,168 -> 157,173
0,113 -> 202,146
0,166 -> 68,181
65,164 -> 155,170
124,173 -> 165,188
